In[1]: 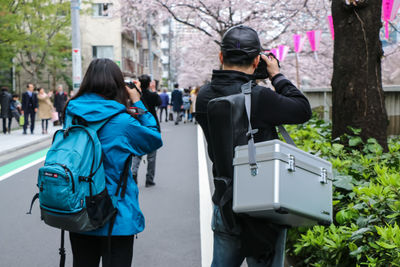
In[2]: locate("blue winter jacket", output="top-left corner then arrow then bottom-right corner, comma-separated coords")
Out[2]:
65,93 -> 162,236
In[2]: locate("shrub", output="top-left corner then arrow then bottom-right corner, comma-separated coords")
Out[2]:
284,115 -> 400,266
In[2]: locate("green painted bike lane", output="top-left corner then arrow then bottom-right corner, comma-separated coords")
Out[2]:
0,148 -> 49,177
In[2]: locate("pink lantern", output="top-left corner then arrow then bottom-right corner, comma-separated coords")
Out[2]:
270,48 -> 280,60
293,34 -> 306,53
327,15 -> 334,40
306,30 -> 322,52
278,45 -> 290,62
382,0 -> 400,39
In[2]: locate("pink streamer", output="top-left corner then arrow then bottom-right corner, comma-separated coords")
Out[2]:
278,45 -> 290,62
270,48 -> 280,60
293,34 -> 306,53
327,15 -> 334,40
307,30 -> 322,52
385,20 -> 390,39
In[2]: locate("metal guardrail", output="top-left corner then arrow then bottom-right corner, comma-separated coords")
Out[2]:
301,85 -> 400,135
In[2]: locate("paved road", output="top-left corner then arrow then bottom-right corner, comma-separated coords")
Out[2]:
0,121 -> 206,267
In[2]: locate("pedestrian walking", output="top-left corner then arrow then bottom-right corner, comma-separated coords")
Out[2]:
65,58 -> 162,267
131,75 -> 161,188
54,84 -> 68,126
21,83 -> 38,135
182,88 -> 191,123
159,89 -> 169,122
0,87 -> 12,134
37,88 -> 53,134
171,83 -> 183,125
196,25 -> 312,266
10,94 -> 21,126
190,87 -> 200,123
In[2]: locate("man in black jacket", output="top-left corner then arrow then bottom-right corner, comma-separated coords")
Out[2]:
21,83 -> 38,134
131,75 -> 161,187
196,25 -> 312,266
54,84 -> 68,126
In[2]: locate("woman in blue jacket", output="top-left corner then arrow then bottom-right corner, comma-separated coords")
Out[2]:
65,58 -> 162,267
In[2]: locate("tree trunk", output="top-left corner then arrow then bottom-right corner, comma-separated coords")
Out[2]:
331,0 -> 388,150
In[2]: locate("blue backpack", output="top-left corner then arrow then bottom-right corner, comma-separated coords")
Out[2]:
27,113 -> 131,266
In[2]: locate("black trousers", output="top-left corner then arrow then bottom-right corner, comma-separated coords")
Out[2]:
23,110 -> 36,133
159,106 -> 168,122
69,232 -> 134,267
2,118 -> 11,133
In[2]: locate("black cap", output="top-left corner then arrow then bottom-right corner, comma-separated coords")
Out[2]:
221,25 -> 261,57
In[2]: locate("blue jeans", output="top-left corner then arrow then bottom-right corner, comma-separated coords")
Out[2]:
211,206 -> 286,267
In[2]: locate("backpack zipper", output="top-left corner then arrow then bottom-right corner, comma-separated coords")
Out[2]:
54,163 -> 75,193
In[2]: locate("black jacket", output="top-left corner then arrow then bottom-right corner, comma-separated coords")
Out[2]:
0,90 -> 12,118
171,89 -> 183,112
21,91 -> 38,112
141,88 -> 162,130
196,70 -> 312,259
54,91 -> 68,112
197,70 -> 311,194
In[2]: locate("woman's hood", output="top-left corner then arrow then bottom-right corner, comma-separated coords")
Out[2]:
66,93 -> 126,122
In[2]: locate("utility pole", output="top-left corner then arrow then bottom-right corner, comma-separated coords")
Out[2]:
168,18 -> 172,91
146,15 -> 154,80
71,0 -> 82,92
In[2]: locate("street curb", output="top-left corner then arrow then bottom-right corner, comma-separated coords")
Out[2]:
0,135 -> 52,157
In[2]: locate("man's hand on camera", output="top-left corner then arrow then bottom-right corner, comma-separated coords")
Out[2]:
261,54 -> 280,79
126,80 -> 142,103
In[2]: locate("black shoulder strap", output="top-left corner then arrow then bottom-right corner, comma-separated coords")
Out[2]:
115,154 -> 133,198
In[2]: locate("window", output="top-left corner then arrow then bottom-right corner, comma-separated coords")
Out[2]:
92,46 -> 114,59
92,3 -> 112,17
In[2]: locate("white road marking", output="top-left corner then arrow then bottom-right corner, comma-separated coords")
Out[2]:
198,126 -> 214,267
0,157 -> 45,182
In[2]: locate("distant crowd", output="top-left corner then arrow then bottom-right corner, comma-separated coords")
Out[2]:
0,81 -> 200,136
0,84 -> 70,135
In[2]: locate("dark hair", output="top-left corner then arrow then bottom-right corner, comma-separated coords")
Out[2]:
70,58 -> 129,105
64,59 -> 129,119
222,51 -> 258,67
174,83 -> 179,89
12,94 -> 19,98
139,75 -> 151,90
1,86 -> 9,92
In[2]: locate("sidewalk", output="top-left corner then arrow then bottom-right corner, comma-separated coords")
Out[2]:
0,120 -> 61,156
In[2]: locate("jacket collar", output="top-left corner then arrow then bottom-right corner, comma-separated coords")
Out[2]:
210,70 -> 252,95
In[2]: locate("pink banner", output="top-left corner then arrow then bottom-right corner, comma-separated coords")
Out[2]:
278,45 -> 290,62
327,15 -> 334,40
307,30 -> 322,52
382,0 -> 400,21
270,48 -> 280,60
293,34 -> 306,53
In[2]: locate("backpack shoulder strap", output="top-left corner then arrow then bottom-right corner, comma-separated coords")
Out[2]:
241,81 -> 259,177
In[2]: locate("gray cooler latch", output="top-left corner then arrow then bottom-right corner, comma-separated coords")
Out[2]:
320,168 -> 328,184
287,154 -> 296,172
250,164 -> 259,176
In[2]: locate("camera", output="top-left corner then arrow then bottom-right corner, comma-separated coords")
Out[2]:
253,52 -> 280,80
125,81 -> 142,96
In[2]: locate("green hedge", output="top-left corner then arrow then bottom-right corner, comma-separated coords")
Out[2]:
284,115 -> 400,266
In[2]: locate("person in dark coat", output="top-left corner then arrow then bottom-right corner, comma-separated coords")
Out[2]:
159,89 -> 169,122
21,83 -> 38,134
171,83 -> 183,125
131,75 -> 162,187
0,87 -> 12,134
54,84 -> 68,126
196,25 -> 312,266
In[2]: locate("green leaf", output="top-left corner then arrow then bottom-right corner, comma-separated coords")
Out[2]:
376,241 -> 397,249
334,175 -> 354,191
349,137 -> 363,147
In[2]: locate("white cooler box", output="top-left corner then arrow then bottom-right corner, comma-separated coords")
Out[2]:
232,139 -> 333,227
